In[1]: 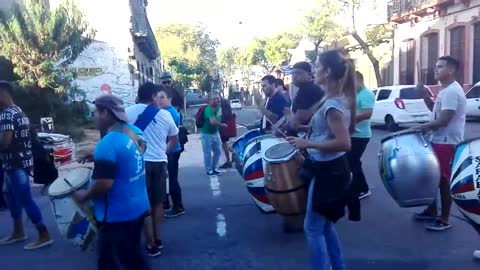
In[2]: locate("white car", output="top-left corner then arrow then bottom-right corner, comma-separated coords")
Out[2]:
466,82 -> 480,117
230,99 -> 242,110
371,85 -> 433,131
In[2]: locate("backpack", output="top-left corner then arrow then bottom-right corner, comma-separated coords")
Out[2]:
195,105 -> 208,129
31,138 -> 58,185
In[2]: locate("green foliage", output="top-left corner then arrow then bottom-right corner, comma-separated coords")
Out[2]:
154,23 -> 219,88
0,0 -> 95,91
199,74 -> 213,93
365,24 -> 393,47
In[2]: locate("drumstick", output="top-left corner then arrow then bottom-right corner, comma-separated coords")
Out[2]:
63,178 -> 74,188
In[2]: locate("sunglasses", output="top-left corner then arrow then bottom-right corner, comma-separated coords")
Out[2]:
162,80 -> 172,85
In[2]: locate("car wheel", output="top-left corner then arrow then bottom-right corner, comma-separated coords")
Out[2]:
385,115 -> 397,131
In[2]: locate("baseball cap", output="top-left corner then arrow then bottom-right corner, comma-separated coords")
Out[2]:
160,71 -> 172,80
94,95 -> 128,122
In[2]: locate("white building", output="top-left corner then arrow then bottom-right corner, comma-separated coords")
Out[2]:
389,0 -> 480,91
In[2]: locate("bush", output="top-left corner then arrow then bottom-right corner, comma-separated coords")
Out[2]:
13,85 -> 91,141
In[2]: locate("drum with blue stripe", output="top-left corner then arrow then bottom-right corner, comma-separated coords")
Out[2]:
450,138 -> 480,230
232,129 -> 262,175
242,135 -> 284,213
378,130 -> 440,207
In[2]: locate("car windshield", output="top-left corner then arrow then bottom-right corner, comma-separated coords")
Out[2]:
466,86 -> 480,99
399,87 -> 425,99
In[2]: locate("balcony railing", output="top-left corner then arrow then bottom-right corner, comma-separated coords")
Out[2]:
129,0 -> 159,60
387,0 -> 453,23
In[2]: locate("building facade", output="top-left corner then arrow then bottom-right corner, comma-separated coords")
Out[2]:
50,0 -> 162,105
389,0 -> 480,90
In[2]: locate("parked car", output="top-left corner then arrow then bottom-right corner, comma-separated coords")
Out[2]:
230,99 -> 242,110
371,85 -> 434,131
466,82 -> 480,118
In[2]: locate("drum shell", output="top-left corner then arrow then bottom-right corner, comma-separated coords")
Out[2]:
379,132 -> 440,208
232,129 -> 261,175
264,153 -> 307,216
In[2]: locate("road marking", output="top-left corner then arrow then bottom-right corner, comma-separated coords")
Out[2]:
209,176 -> 221,197
216,209 -> 227,238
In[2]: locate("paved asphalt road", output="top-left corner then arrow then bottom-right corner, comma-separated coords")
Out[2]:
1,108 -> 480,270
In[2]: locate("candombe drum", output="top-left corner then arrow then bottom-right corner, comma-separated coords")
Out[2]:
48,167 -> 96,250
232,129 -> 262,175
378,130 -> 440,207
242,134 -> 284,213
450,138 -> 480,232
263,142 -> 307,230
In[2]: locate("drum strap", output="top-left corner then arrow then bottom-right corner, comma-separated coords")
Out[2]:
110,123 -> 146,154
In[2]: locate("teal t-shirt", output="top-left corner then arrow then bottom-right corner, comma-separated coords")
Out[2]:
353,87 -> 375,138
200,105 -> 221,134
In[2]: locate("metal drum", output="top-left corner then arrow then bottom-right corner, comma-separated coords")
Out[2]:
450,138 -> 480,231
242,135 -> 284,213
48,167 -> 96,250
232,129 -> 262,175
378,130 -> 440,208
263,142 -> 307,219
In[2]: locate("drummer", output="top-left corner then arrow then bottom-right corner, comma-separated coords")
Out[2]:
259,75 -> 291,132
73,95 -> 150,270
413,56 -> 467,231
278,61 -> 324,136
287,50 -> 357,270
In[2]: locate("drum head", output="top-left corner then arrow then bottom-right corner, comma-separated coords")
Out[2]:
264,142 -> 297,163
48,167 -> 92,197
380,129 -> 422,144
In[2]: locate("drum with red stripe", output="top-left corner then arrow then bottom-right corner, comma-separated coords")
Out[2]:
242,135 -> 284,213
450,138 -> 480,229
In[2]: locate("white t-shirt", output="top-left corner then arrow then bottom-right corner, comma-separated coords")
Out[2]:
431,81 -> 466,145
125,104 -> 179,162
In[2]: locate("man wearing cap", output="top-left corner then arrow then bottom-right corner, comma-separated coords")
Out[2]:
73,95 -> 150,270
126,82 -> 178,257
160,71 -> 184,110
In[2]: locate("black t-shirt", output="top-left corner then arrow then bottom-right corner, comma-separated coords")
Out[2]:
263,91 -> 291,130
292,81 -> 324,113
0,105 -> 33,170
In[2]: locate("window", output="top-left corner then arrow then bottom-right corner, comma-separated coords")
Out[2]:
399,39 -> 416,85
377,89 -> 392,101
466,86 -> 480,99
372,90 -> 378,97
450,26 -> 465,85
473,24 -> 480,84
421,33 -> 439,85
400,87 -> 423,99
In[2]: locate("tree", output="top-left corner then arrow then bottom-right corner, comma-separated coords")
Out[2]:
342,0 -> 392,86
154,23 -> 219,88
302,0 -> 345,62
0,0 -> 95,91
217,46 -> 241,80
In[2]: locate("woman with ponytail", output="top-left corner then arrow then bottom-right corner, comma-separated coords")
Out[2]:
287,49 -> 357,270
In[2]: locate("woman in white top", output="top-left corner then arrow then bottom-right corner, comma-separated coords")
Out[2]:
287,50 -> 356,270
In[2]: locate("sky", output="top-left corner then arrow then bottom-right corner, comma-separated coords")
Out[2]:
147,0 -> 317,47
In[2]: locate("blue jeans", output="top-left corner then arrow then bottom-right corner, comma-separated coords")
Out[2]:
304,180 -> 346,270
200,133 -> 222,172
3,168 -> 44,225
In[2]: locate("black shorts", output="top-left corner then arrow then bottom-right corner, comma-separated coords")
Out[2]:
145,161 -> 167,206
221,136 -> 231,143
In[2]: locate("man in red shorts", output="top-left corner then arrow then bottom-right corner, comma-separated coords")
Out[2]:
414,56 -> 467,231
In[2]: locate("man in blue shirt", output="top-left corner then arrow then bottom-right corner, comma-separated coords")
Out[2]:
347,71 -> 375,199
157,87 -> 186,218
73,95 -> 150,270
260,75 -> 291,132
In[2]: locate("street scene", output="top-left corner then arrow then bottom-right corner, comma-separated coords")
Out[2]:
1,0 -> 480,270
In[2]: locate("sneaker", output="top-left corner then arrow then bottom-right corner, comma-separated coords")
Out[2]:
165,207 -> 186,218
219,162 -> 232,169
24,238 -> 54,250
154,239 -> 164,249
414,211 -> 438,221
359,191 -> 371,200
146,244 -> 162,257
163,201 -> 171,211
473,250 -> 480,260
0,235 -> 27,245
213,169 -> 222,176
207,170 -> 215,176
425,220 -> 452,231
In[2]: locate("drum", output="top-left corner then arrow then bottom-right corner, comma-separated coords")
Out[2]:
378,130 -> 440,208
263,142 -> 307,217
48,167 -> 96,250
242,135 -> 284,213
450,138 -> 480,231
232,129 -> 262,175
